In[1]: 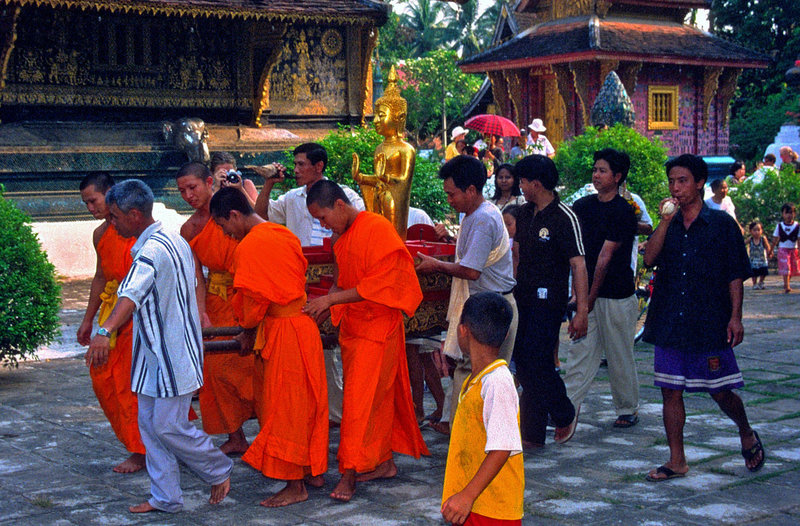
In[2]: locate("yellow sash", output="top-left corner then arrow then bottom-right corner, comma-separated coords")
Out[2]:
254,295 -> 307,356
97,280 -> 120,349
207,271 -> 234,301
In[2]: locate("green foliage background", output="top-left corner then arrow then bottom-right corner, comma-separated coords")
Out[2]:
278,125 -> 450,221
0,189 -> 61,367
730,164 -> 800,233
554,124 -> 669,216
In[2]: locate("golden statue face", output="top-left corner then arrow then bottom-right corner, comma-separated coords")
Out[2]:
373,102 -> 405,137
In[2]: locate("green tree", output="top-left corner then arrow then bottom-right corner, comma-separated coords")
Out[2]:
376,11 -> 414,67
0,188 -> 61,367
398,49 -> 483,140
711,0 -> 800,162
730,163 -> 800,231
396,0 -> 449,58
554,124 -> 669,217
728,88 -> 798,164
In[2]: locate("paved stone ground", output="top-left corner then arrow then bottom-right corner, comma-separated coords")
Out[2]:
2,276 -> 799,525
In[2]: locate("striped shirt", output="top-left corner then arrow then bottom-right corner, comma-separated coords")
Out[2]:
268,177 -> 364,246
118,221 -> 204,398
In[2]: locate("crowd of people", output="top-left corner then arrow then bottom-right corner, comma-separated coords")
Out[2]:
78,137 -> 775,523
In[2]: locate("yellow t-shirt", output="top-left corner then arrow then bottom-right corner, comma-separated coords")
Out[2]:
445,142 -> 459,161
442,359 -> 524,520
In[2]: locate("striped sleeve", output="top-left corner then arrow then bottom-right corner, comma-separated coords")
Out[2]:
558,202 -> 585,257
118,255 -> 156,309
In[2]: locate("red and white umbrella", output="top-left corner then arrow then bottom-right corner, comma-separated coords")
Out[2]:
464,114 -> 520,137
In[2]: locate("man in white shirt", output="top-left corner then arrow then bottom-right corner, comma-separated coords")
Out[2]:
254,142 -> 364,246
527,119 -> 555,158
87,179 -> 232,514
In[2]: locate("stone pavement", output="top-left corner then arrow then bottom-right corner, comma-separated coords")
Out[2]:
1,276 -> 799,525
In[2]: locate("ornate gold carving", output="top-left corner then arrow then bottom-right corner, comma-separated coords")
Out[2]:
569,61 -> 592,128
552,0 -> 593,20
418,272 -> 452,292
503,69 -> 524,125
543,72 -> 566,147
616,61 -> 642,97
702,66 -> 723,130
404,300 -> 448,335
305,263 -> 335,284
599,60 -> 619,87
359,25 -> 378,124
0,4 -> 20,94
321,28 -> 343,58
487,71 -> 511,119
716,67 -> 741,128
252,25 -> 287,127
595,0 -> 613,17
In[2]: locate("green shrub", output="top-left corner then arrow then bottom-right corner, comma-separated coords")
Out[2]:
278,124 -> 450,221
730,164 -> 800,233
554,124 -> 669,217
0,188 -> 61,367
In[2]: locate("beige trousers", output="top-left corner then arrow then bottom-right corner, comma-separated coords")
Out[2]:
448,293 -> 518,423
564,295 -> 639,416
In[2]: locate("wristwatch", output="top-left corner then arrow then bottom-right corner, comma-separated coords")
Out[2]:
96,327 -> 112,338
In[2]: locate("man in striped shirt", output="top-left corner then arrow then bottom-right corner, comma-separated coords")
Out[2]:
87,179 -> 232,513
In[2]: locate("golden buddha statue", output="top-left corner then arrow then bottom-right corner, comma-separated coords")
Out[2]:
352,65 -> 416,240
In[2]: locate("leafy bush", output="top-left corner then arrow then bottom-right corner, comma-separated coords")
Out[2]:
730,163 -> 800,232
0,188 -> 61,367
278,124 -> 450,221
554,124 -> 669,217
728,88 -> 797,165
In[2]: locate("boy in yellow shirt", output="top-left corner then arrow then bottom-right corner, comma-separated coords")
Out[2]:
442,292 -> 524,525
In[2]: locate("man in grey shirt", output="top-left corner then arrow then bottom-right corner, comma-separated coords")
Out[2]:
417,155 -> 518,426
87,180 -> 232,513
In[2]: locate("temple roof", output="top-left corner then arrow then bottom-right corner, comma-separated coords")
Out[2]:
460,15 -> 770,72
2,0 -> 390,24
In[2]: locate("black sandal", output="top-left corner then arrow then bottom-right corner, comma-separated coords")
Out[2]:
742,430 -> 766,472
613,413 -> 639,428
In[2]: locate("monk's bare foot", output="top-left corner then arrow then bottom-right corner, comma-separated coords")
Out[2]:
129,501 -> 157,513
330,471 -> 356,502
114,453 -> 146,474
355,459 -> 397,482
209,477 -> 231,505
219,429 -> 249,456
304,474 -> 325,488
260,480 -> 308,507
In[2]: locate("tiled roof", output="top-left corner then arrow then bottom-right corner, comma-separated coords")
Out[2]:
460,16 -> 769,71
2,0 -> 390,23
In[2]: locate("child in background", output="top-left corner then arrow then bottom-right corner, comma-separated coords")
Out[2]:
441,292 -> 523,526
747,221 -> 771,289
772,203 -> 799,293
502,205 -> 521,278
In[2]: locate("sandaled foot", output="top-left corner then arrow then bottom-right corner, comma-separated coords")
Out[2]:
741,430 -> 766,472
304,474 -> 325,488
129,501 -> 158,513
425,410 -> 442,423
554,407 -> 579,444
260,481 -> 308,507
613,413 -> 639,428
646,464 -> 688,482
219,429 -> 249,456
430,421 -> 450,436
209,477 -> 230,505
356,459 -> 397,482
330,473 -> 356,502
114,453 -> 146,474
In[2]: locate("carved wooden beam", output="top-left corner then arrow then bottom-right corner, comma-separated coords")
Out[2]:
552,63 -> 575,137
360,24 -> 379,125
717,67 -> 742,128
252,23 -> 287,127
616,61 -> 642,97
702,66 -> 723,131
488,71 -> 512,123
0,4 -> 20,94
599,60 -> 620,87
504,69 -> 525,126
569,61 -> 592,128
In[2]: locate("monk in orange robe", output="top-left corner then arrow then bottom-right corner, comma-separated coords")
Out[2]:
209,187 -> 328,507
177,162 -> 256,455
305,180 -> 428,502
77,173 -> 146,473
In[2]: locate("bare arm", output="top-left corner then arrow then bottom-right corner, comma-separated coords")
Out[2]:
193,253 -> 210,329
85,297 -> 136,367
643,198 -> 677,267
441,450 -> 510,525
568,255 -> 589,339
587,240 -> 621,310
637,221 -> 654,236
77,228 -> 107,346
415,253 -> 481,280
727,278 -> 744,347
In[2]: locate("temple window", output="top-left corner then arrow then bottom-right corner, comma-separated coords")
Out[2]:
648,86 -> 679,130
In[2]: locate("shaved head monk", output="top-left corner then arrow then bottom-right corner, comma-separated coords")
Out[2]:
304,180 -> 429,502
177,162 -> 256,455
210,187 -> 329,507
77,172 -> 146,473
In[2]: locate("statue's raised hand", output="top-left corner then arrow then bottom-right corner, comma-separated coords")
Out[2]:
351,152 -> 361,182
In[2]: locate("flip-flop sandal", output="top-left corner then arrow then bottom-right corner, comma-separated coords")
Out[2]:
613,414 -> 639,428
646,465 -> 686,482
742,430 -> 766,472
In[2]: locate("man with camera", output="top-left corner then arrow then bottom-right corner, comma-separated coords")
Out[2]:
210,151 -> 259,207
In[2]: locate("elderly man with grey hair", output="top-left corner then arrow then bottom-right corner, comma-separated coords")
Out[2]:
87,179 -> 232,514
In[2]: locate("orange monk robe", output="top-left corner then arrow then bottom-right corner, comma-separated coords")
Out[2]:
330,211 -> 429,473
92,224 -> 145,454
234,222 -> 328,480
188,219 -> 256,435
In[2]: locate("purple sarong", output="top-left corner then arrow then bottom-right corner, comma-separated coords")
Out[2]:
654,346 -> 744,393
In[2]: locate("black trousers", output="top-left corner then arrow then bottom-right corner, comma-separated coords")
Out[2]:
513,302 -> 576,445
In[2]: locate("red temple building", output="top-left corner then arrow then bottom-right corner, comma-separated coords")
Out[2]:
459,0 -> 770,156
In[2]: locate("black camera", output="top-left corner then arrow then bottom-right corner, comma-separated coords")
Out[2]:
225,170 -> 242,184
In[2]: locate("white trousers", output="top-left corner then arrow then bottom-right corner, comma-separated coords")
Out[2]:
564,295 -> 640,416
138,393 -> 233,512
324,346 -> 344,423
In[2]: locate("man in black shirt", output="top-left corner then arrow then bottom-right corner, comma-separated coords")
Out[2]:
512,155 -> 588,446
642,154 -> 763,481
564,148 -> 640,430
